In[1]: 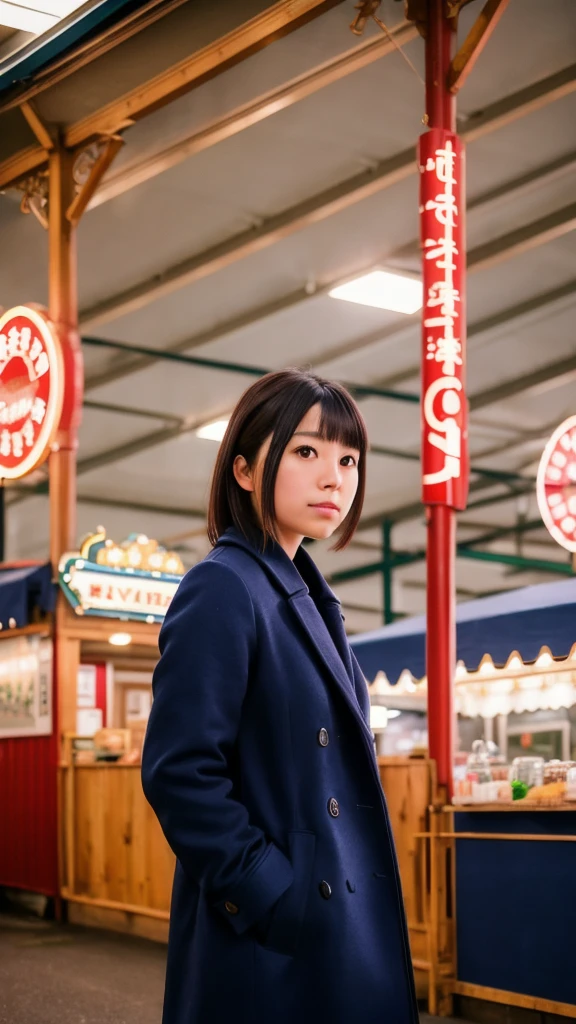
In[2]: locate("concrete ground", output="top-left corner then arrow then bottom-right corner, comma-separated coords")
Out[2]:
0,910 -> 458,1024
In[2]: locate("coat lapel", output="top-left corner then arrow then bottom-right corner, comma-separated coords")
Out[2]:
217,529 -> 373,744
287,591 -> 373,741
319,599 -> 354,684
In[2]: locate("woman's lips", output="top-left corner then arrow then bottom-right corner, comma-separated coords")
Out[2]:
310,503 -> 340,515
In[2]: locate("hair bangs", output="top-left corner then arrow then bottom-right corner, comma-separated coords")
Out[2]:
317,385 -> 368,456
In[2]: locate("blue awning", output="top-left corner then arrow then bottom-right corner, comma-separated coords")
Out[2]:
0,563 -> 56,630
350,576 -> 576,683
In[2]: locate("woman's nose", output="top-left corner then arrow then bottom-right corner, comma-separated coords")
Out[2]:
320,461 -> 342,489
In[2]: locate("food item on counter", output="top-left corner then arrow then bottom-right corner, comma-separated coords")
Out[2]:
497,782 -> 512,802
524,781 -> 566,804
511,779 -> 529,801
118,749 -> 141,765
543,761 -> 576,784
74,749 -> 95,765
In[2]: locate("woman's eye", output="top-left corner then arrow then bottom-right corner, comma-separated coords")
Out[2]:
341,455 -> 357,467
296,446 -> 315,459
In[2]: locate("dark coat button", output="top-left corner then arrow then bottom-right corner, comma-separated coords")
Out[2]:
318,728 -> 329,747
224,901 -> 239,915
328,797 -> 340,818
319,880 -> 332,900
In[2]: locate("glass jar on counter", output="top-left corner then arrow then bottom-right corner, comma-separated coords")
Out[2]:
510,756 -> 544,789
565,767 -> 576,802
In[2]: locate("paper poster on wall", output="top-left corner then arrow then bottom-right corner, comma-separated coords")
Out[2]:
125,689 -> 152,722
77,664 -> 97,708
76,708 -> 103,737
0,634 -> 52,738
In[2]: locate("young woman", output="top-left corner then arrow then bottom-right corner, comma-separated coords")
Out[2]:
142,369 -> 417,1024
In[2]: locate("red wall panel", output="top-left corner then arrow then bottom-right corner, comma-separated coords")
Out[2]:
0,732 -> 58,896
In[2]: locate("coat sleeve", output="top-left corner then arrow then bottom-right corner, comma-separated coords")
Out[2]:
141,558 -> 293,936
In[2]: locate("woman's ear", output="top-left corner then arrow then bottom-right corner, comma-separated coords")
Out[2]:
233,455 -> 254,492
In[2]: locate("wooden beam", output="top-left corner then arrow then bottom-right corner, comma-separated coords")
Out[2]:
77,68 -> 576,330
448,0 -> 511,94
453,981 -> 576,1018
20,101 -> 54,150
0,51 -> 574,196
66,137 -> 124,226
63,0 -> 344,148
468,201 -> 576,273
0,0 -> 342,191
0,0 -> 189,114
470,352 -> 576,411
463,61 -> 576,143
0,143 -> 47,190
89,21 -> 418,210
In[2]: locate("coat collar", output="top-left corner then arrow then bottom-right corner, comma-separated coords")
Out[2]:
216,526 -> 339,604
217,528 -> 372,739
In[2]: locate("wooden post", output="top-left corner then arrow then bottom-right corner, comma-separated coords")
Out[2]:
48,146 -> 84,746
48,146 -> 82,573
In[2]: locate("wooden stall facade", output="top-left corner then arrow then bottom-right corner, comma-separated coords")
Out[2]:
56,598 -> 171,939
60,740 -> 449,1007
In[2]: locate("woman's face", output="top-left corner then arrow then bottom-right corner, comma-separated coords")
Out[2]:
234,403 -> 360,559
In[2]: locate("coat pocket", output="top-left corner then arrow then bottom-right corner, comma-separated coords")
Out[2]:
259,830 -> 316,958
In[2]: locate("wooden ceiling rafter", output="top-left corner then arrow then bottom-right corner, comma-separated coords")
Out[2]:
0,0 -> 344,191
0,0 -> 191,114
76,64 -> 576,331
89,19 -> 418,211
64,0 -> 345,148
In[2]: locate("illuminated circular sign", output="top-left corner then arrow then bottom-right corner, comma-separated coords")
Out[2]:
536,415 -> 576,553
0,305 -> 64,480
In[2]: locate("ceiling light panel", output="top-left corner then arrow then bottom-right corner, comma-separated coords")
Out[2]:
196,419 -> 229,442
0,1 -> 88,33
329,270 -> 423,315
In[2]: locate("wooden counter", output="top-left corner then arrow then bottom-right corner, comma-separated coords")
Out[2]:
61,761 -> 174,941
61,752 -> 438,963
450,801 -> 576,811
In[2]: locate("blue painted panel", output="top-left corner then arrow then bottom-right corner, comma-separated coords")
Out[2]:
454,810 -> 576,1006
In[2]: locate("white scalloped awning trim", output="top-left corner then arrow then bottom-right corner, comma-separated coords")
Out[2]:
368,644 -> 576,718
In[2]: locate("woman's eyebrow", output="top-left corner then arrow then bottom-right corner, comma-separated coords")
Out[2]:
293,431 -> 321,438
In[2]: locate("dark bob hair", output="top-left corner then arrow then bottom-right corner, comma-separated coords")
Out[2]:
207,368 -> 369,552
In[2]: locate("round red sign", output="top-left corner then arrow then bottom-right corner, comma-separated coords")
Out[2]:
0,305 -> 64,480
537,415 -> 576,554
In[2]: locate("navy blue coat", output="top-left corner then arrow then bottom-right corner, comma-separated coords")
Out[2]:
142,527 -> 417,1024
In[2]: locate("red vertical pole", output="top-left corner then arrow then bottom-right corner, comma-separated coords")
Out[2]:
425,0 -> 457,800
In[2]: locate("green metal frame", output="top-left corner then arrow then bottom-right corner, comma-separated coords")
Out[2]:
330,546 -> 573,587
81,337 -> 570,626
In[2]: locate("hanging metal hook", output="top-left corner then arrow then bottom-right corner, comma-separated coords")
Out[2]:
350,0 -> 425,86
350,0 -> 382,36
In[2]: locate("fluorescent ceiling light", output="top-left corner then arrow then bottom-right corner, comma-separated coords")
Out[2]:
329,270 -> 423,314
0,2 -> 57,32
196,419 -> 229,442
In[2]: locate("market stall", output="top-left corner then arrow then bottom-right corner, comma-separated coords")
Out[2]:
352,575 -> 576,1017
56,527 -> 184,939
